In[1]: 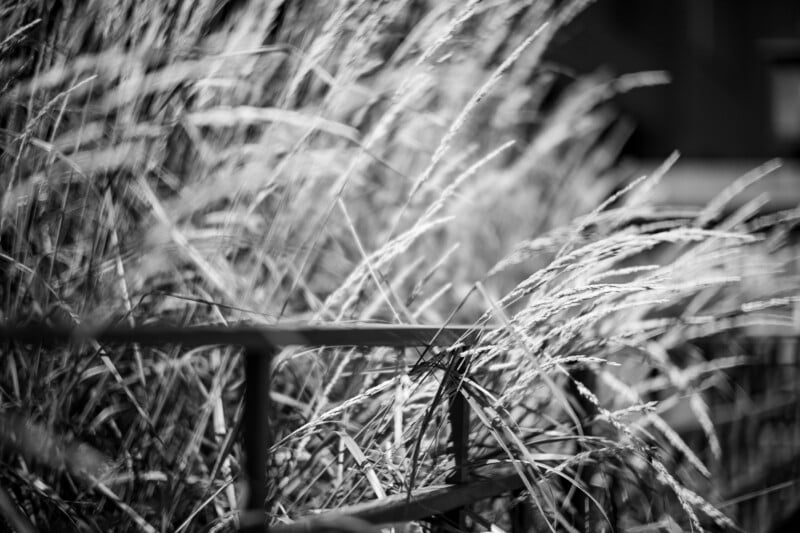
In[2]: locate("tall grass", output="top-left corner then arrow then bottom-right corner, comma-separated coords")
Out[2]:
1,1 -> 798,531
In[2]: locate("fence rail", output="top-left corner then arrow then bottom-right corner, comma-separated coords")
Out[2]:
268,470 -> 524,532
0,323 -> 482,349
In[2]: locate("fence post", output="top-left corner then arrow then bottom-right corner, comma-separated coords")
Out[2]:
566,367 -> 602,531
439,347 -> 471,532
240,340 -> 276,532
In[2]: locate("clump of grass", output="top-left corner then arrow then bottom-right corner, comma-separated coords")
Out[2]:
2,1 -> 799,532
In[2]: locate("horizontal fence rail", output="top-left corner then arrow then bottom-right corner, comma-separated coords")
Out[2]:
0,323 -> 483,349
0,323 -> 494,532
269,470 -> 525,532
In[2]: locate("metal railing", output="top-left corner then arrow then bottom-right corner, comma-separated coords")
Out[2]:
7,323 -> 796,531
0,323 -> 526,532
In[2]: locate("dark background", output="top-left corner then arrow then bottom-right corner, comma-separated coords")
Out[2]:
547,0 -> 800,158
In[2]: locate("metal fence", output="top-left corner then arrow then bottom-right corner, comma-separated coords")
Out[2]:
3,324 -> 798,532
0,323 -> 527,532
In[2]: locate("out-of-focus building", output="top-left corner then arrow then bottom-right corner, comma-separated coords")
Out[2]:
548,0 -> 800,212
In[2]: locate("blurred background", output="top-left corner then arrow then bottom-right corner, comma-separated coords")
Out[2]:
549,0 -> 800,211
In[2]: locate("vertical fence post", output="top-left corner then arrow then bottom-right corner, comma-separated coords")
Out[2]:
440,347 -> 471,532
567,367 -> 602,531
240,340 -> 276,533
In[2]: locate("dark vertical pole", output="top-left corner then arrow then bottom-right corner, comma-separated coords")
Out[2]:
441,348 -> 471,532
509,489 -> 536,533
240,340 -> 276,533
448,351 -> 470,485
566,367 -> 605,532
